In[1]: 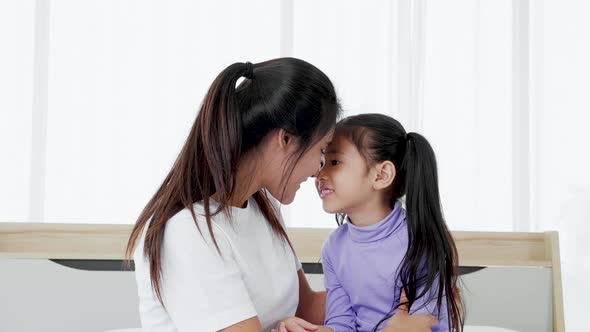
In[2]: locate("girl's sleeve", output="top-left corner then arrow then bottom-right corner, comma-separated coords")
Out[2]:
407,279 -> 450,332
322,240 -> 356,332
158,216 -> 257,331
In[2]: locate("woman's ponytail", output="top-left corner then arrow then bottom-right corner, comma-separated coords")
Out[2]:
196,62 -> 253,208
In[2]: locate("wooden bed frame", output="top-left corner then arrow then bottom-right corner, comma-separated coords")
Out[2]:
0,223 -> 565,331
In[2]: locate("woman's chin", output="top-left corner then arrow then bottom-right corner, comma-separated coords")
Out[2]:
278,192 -> 296,205
280,197 -> 294,205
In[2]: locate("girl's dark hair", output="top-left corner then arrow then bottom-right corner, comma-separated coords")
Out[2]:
125,58 -> 341,306
335,113 -> 463,332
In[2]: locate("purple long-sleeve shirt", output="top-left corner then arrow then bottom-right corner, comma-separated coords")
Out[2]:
322,200 -> 449,332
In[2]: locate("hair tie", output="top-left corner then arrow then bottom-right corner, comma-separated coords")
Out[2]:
243,62 -> 254,79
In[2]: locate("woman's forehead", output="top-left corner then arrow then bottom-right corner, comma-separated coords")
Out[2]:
323,128 -> 335,142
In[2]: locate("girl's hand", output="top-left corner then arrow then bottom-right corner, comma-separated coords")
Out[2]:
271,317 -> 319,332
381,290 -> 437,332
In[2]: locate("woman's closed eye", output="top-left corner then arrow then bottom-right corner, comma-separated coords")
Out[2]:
320,149 -> 326,168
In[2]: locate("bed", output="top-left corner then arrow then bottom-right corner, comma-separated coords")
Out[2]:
0,224 -> 565,332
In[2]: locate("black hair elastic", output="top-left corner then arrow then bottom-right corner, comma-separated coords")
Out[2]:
243,62 -> 254,79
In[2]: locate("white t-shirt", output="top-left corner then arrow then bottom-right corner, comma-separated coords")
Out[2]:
133,195 -> 302,332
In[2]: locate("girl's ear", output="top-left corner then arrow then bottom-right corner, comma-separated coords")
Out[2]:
372,161 -> 396,190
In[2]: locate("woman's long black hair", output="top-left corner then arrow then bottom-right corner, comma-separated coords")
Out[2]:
334,113 -> 463,332
126,58 -> 341,307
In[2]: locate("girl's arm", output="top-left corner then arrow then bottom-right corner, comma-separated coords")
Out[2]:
321,245 -> 356,332
275,246 -> 355,332
295,269 -> 327,325
403,281 -> 449,332
379,289 -> 438,332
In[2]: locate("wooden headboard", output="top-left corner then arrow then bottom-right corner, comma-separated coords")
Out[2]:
0,223 -> 565,331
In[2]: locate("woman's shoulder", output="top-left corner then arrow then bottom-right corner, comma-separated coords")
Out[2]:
167,200 -> 237,227
165,197 -> 266,240
162,204 -> 233,251
133,201 -> 252,270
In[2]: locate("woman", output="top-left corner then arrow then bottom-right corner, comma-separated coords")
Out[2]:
126,58 -> 436,332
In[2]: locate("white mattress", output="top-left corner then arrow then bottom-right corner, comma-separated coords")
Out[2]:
105,326 -> 522,332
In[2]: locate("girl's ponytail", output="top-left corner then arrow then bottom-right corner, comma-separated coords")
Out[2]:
401,132 -> 462,331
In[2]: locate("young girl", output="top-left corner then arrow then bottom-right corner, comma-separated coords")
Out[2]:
316,113 -> 462,332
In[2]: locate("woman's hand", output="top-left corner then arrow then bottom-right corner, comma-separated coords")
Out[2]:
380,290 -> 438,332
271,317 -> 319,332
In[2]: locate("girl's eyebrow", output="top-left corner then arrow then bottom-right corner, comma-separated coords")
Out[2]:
326,148 -> 342,154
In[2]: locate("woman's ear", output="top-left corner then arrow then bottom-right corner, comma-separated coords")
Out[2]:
372,161 -> 396,190
277,128 -> 292,150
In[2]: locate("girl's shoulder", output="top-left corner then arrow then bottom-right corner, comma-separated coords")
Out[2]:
323,223 -> 350,251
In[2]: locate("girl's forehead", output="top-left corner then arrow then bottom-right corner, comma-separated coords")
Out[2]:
327,135 -> 355,153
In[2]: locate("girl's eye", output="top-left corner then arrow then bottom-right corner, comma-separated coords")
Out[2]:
331,160 -> 340,166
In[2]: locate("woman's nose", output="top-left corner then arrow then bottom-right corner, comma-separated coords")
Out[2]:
313,163 -> 326,179
311,158 -> 325,178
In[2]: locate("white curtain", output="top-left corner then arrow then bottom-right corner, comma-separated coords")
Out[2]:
531,0 -> 590,328
0,0 -> 35,222
1,0 -> 589,329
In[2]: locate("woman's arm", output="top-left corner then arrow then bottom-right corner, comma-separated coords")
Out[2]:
218,316 -> 264,332
295,269 -> 327,325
